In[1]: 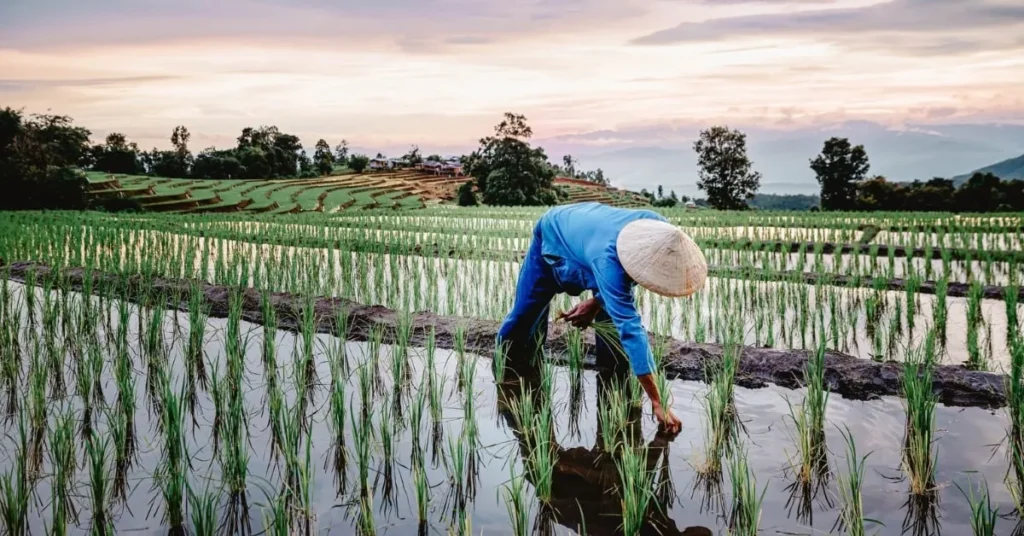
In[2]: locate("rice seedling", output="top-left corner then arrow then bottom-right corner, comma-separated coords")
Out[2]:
598,381 -> 632,455
410,374 -> 426,465
967,281 -> 985,370
503,468 -> 532,536
49,405 -> 79,529
509,384 -> 555,504
461,354 -> 479,449
784,340 -> 830,484
493,337 -> 509,384
901,345 -> 937,496
220,376 -> 251,527
156,381 -> 189,534
413,456 -> 430,527
85,432 -> 113,536
188,479 -> 221,536
726,447 -> 766,536
698,338 -> 741,477
445,431 -> 469,513
328,363 -> 348,489
262,493 -> 290,536
0,411 -> 30,536
615,440 -> 656,536
27,337 -> 49,476
277,399 -> 314,534
351,396 -> 374,498
955,479 -> 999,536
1006,335 -> 1024,515
834,425 -> 878,535
357,490 -> 376,536
186,281 -> 209,390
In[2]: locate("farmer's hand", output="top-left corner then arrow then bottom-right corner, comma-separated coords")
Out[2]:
654,404 -> 682,435
559,298 -> 601,328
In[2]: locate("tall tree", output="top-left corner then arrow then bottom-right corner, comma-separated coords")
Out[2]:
403,145 -> 423,165
313,139 -> 335,176
693,126 -> 761,210
810,137 -> 870,211
562,154 -> 577,177
464,112 -> 557,206
92,132 -> 143,174
0,108 -> 90,210
334,140 -> 349,163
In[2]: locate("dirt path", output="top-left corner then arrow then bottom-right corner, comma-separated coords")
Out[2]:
2,261 -> 1008,409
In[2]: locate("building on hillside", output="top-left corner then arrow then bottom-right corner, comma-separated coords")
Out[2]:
440,160 -> 463,176
685,201 -> 697,209
369,157 -> 389,171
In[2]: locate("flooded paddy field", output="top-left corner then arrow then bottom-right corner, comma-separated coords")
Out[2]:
0,282 -> 1020,535
2,207 -> 1024,535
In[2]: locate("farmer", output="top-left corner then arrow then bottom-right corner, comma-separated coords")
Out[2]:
497,202 -> 707,434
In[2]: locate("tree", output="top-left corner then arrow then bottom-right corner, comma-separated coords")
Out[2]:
693,126 -> 761,210
457,181 -> 478,206
0,107 -> 90,210
403,145 -> 423,165
562,154 -> 577,177
334,139 -> 349,162
464,113 -> 557,206
91,132 -> 143,174
313,139 -> 335,176
810,137 -> 870,211
348,154 -> 370,173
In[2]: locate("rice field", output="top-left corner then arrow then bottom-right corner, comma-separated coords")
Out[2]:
0,206 -> 1022,535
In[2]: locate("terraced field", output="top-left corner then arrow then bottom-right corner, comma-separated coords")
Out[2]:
84,171 -> 651,213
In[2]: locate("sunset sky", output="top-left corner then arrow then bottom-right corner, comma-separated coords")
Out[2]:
2,0 -> 1023,153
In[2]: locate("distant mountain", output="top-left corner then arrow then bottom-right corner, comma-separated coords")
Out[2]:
952,153 -> 1024,185
539,121 -> 1024,196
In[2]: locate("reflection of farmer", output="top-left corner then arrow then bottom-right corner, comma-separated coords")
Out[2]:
498,202 -> 706,433
496,367 -> 713,536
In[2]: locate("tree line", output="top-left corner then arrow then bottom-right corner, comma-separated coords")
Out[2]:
810,136 -> 1024,212
4,104 -> 1019,212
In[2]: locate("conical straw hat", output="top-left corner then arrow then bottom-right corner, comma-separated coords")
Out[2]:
616,219 -> 707,297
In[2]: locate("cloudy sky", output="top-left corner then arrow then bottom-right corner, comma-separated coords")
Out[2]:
2,0 -> 1023,155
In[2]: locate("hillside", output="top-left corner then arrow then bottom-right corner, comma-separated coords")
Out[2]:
953,153 -> 1024,185
84,171 -> 650,213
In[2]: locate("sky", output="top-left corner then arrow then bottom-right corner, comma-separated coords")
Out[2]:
2,0 -> 1024,160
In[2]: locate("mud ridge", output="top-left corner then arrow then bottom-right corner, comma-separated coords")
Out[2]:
1,261 -> 1008,409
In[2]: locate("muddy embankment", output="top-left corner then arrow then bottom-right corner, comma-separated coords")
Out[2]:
2,261 -> 1009,409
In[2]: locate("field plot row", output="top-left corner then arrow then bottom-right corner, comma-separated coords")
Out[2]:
83,172 -> 653,214
2,211 -> 1021,368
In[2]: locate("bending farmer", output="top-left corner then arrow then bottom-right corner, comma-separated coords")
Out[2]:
498,202 -> 707,434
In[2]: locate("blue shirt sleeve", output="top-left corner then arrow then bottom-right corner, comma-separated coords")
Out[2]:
591,256 -> 655,377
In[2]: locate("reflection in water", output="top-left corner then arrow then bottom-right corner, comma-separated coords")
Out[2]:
902,491 -> 941,536
496,360 -> 713,536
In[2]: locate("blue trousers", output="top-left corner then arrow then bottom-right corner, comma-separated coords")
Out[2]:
498,223 -> 627,370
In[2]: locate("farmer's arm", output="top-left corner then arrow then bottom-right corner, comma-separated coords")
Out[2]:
591,259 -> 655,377
592,259 -> 680,432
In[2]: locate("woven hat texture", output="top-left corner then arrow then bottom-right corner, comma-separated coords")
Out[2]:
616,219 -> 707,297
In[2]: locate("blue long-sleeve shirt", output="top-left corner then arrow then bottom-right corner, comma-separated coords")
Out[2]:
537,202 -> 667,376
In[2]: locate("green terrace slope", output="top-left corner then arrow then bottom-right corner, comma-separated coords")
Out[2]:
84,171 -> 652,212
